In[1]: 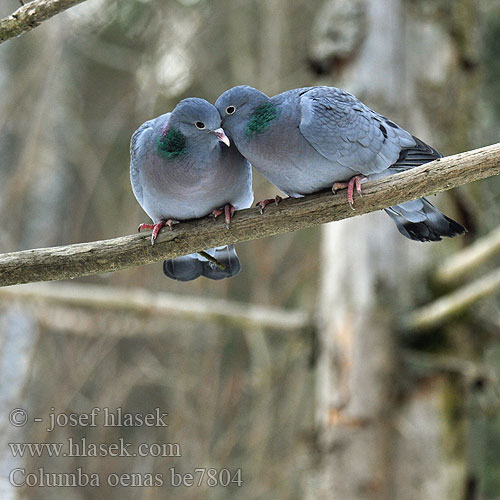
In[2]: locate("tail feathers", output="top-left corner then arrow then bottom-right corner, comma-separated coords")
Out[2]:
385,198 -> 466,242
390,136 -> 442,172
163,255 -> 204,281
163,245 -> 241,281
380,136 -> 465,241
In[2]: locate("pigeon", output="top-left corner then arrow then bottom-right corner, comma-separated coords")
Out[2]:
216,85 -> 465,242
130,97 -> 253,281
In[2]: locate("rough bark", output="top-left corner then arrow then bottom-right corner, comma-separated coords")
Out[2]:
0,143 -> 499,287
0,0 -> 87,44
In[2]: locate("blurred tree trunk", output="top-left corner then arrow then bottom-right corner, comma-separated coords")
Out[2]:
307,0 -> 480,499
0,310 -> 38,500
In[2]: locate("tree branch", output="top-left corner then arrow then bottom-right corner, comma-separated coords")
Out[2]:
436,224 -> 500,284
0,0 -> 87,44
0,282 -> 312,332
407,267 -> 500,330
402,350 -> 496,383
1,142 -> 499,287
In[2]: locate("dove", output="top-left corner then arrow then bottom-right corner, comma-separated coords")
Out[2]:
216,85 -> 465,242
130,97 -> 253,281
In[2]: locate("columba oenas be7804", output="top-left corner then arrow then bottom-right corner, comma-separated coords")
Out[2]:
216,86 -> 465,242
130,98 -> 253,281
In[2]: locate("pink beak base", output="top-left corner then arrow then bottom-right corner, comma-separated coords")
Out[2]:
213,128 -> 231,147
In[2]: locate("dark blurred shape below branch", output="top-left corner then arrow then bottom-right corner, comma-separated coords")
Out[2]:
0,0 -> 87,44
0,142 -> 499,287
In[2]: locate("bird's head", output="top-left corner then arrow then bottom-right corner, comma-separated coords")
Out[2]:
168,97 -> 230,148
216,86 -> 270,136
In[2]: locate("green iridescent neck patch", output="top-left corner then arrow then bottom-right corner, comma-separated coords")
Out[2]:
246,102 -> 280,137
157,128 -> 186,158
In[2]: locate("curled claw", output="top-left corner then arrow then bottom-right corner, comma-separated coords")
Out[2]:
331,182 -> 345,195
150,221 -> 166,245
332,175 -> 366,210
211,204 -> 235,229
224,204 -> 235,229
166,219 -> 180,231
355,176 -> 364,197
256,195 -> 283,214
210,208 -> 223,220
138,219 -> 179,246
138,223 -> 155,232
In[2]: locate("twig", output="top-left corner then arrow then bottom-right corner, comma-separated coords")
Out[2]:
198,250 -> 226,270
0,0 -> 87,44
0,143 -> 499,287
407,267 -> 500,330
436,225 -> 500,284
402,350 -> 496,382
0,283 -> 312,332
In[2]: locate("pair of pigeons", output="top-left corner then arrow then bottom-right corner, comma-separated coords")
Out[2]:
130,85 -> 465,281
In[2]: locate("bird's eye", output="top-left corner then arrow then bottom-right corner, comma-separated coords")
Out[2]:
195,121 -> 206,129
225,106 -> 236,115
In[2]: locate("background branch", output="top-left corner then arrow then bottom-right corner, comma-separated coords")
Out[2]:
0,0 -> 87,44
407,267 -> 500,330
0,142 -> 499,287
436,224 -> 500,284
0,282 -> 312,333
402,350 -> 496,382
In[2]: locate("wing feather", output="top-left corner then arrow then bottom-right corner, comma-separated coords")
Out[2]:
129,117 -> 159,207
298,87 -> 415,176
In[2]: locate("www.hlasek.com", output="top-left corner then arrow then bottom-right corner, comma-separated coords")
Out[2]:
7,407 -> 243,488
9,438 -> 181,458
9,406 -> 178,458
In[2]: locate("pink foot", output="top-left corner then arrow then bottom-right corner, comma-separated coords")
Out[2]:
332,175 -> 366,209
211,204 -> 235,229
138,219 -> 179,245
256,195 -> 283,214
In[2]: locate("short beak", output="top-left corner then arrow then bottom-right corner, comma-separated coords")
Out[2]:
212,128 -> 230,147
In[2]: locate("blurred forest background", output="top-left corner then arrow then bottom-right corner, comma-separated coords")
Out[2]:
1,0 -> 500,499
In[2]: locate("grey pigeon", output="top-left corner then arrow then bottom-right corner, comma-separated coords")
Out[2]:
130,98 -> 253,281
216,86 -> 465,242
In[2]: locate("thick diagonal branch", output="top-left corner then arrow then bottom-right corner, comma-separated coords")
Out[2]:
0,143 -> 499,287
0,0 -> 87,44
